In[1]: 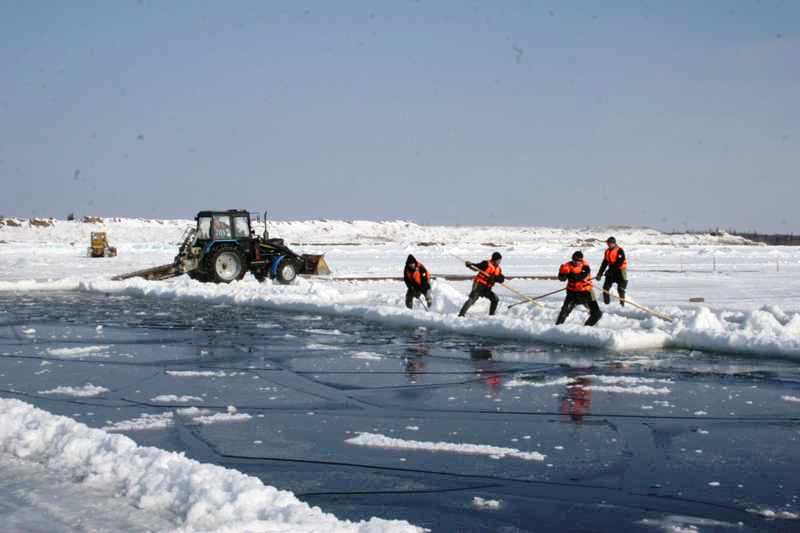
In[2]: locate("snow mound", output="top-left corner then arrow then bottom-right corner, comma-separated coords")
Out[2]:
0,399 -> 422,533
747,508 -> 799,520
505,374 -> 673,396
472,496 -> 502,510
38,384 -> 110,397
45,345 -> 112,358
150,395 -> 204,403
177,406 -> 252,425
345,432 -> 546,462
103,412 -> 175,432
166,370 -> 229,378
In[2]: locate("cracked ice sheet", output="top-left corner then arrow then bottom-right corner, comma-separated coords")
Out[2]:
0,321 -> 194,351
122,369 -> 341,410
193,410 -> 624,486
349,370 -> 800,419
0,356 -> 158,402
290,351 -> 528,389
635,419 -> 800,510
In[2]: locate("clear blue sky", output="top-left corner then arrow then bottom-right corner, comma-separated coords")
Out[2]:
1,1 -> 798,232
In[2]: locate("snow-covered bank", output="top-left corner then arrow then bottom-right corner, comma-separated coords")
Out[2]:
53,276 -> 800,359
0,216 -> 758,247
0,399 -> 422,533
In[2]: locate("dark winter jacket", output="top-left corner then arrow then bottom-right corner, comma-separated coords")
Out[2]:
404,255 -> 431,292
597,247 -> 626,278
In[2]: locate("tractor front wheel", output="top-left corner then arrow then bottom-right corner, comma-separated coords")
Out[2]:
275,258 -> 300,284
208,247 -> 247,283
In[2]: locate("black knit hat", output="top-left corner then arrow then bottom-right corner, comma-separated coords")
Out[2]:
572,250 -> 583,261
406,254 -> 417,266
606,236 -> 616,244
491,252 -> 502,261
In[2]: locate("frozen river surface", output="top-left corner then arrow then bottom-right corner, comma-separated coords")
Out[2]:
1,290 -> 799,532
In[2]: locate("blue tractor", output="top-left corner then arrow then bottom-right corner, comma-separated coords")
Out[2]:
114,210 -> 330,284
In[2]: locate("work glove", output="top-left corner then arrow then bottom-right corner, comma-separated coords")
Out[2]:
465,261 -> 473,268
495,274 -> 506,284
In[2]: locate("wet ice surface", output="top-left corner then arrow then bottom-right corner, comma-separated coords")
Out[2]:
1,292 -> 800,532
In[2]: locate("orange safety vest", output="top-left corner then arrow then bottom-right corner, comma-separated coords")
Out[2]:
475,260 -> 502,287
559,260 -> 593,292
406,264 -> 430,287
604,246 -> 628,270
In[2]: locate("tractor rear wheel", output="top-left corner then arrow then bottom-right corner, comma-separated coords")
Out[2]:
275,258 -> 300,284
208,247 -> 247,283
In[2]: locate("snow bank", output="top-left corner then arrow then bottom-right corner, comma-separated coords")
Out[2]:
345,432 -> 546,462
59,276 -> 800,359
0,399 -> 422,533
2,271 -> 797,359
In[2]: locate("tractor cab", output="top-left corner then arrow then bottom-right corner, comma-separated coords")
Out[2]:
195,210 -> 253,244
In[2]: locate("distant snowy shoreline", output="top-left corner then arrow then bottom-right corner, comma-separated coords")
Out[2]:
0,216 -> 759,247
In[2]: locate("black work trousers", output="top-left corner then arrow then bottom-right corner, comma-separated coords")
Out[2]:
556,290 -> 603,326
405,288 -> 432,310
602,270 -> 628,305
459,283 -> 499,316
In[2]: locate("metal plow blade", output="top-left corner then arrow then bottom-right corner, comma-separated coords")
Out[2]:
302,254 -> 331,276
111,263 -> 181,281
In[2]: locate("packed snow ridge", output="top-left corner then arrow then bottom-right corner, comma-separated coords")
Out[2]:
38,384 -> 110,397
0,399 -> 422,533
346,432 -> 546,462
506,374 -> 673,395
67,277 -> 800,359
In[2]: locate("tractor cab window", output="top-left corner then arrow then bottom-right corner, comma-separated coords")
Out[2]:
233,215 -> 250,238
197,217 -> 211,239
212,215 -> 232,239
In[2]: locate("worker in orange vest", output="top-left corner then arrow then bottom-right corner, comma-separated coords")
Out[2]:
458,252 -> 505,317
404,255 -> 432,310
595,236 -> 627,306
555,251 -> 602,326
